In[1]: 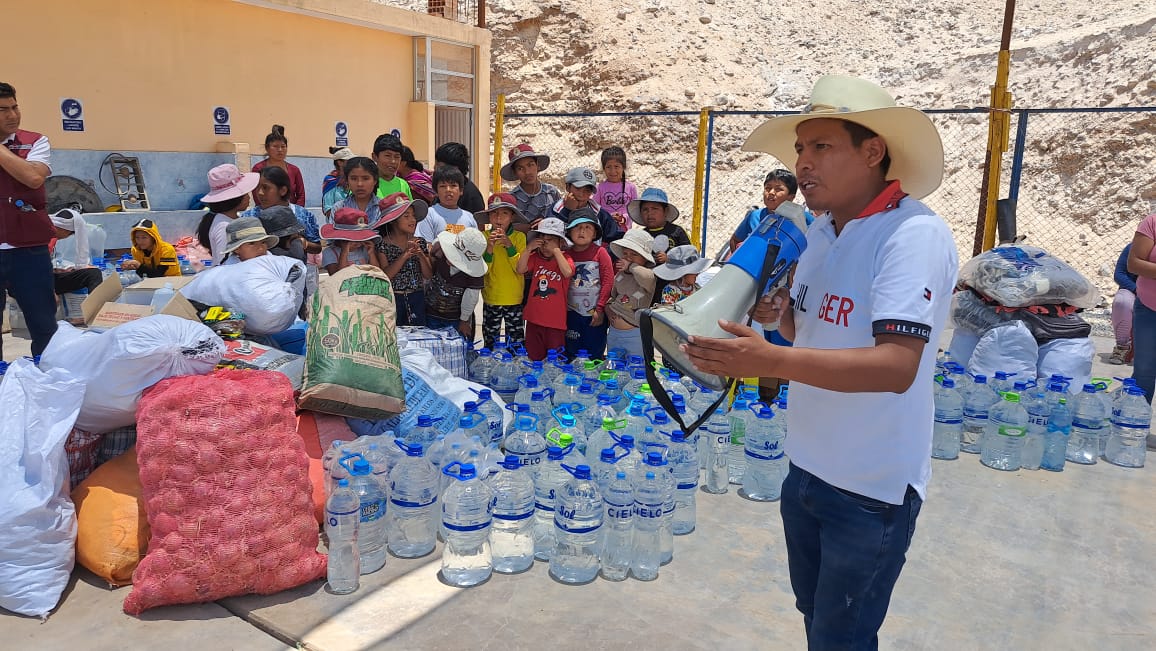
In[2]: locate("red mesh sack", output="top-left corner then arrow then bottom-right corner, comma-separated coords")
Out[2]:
123,369 -> 326,615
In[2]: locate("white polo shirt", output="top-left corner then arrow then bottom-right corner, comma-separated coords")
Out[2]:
786,187 -> 958,504
1,132 -> 52,249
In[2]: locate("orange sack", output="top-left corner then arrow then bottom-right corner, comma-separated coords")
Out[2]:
73,447 -> 149,587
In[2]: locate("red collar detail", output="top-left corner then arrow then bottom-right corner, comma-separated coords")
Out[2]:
855,180 -> 907,219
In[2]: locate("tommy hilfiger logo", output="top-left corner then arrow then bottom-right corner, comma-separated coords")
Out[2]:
873,319 -> 932,342
923,288 -> 933,301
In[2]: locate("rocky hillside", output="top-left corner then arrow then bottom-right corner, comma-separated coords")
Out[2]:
484,0 -> 1156,294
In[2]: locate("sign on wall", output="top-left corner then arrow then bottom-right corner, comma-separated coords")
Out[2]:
335,121 -> 349,147
213,106 -> 231,136
60,98 -> 84,132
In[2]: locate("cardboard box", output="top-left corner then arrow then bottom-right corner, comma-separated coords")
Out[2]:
82,274 -> 200,330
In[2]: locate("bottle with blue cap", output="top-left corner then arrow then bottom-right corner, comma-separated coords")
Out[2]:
592,446 -> 625,495
386,441 -> 439,558
514,374 -> 543,407
740,406 -> 787,501
980,387 -> 1029,471
1067,383 -> 1109,465
460,401 -> 490,443
728,398 -> 755,484
548,410 -> 586,455
440,462 -> 494,587
488,454 -> 537,573
342,454 -> 388,574
468,346 -> 494,386
503,402 -> 534,438
503,413 -> 547,479
549,463 -> 603,585
585,394 -> 621,441
552,364 -> 584,408
631,463 -> 666,581
470,389 -> 506,446
990,370 -> 1017,397
322,440 -> 349,500
1020,383 -> 1049,470
600,471 -> 635,581
489,350 -> 521,402
324,477 -> 361,594
665,430 -> 699,534
1105,385 -> 1149,468
932,377 -> 964,460
528,390 -> 554,428
702,411 -> 732,494
1041,382 -> 1071,472
406,415 -> 443,449
587,415 -> 626,468
961,374 -> 998,454
639,452 -> 675,565
532,445 -> 571,561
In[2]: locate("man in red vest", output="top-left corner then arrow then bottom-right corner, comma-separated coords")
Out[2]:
1,82 -> 57,358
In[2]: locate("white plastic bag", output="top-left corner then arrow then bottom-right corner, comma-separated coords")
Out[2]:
958,245 -> 1099,309
967,322 -> 1039,382
0,358 -> 85,619
181,254 -> 306,335
1037,338 -> 1096,391
946,328 -> 981,369
40,316 -> 225,433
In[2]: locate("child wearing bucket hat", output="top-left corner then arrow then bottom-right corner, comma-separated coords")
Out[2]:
427,228 -> 488,340
627,187 -> 691,265
375,191 -> 432,326
221,217 -> 279,263
682,75 -> 958,647
477,193 -> 529,348
504,143 -> 562,225
654,245 -> 712,306
549,167 -> 622,245
196,164 -> 259,265
259,205 -> 309,264
320,207 -> 386,275
564,207 -> 614,359
604,228 -> 657,358
517,217 -> 575,360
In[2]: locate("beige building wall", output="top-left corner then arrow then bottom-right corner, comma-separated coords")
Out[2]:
6,0 -> 491,187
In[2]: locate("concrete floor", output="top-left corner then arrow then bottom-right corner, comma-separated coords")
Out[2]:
4,331 -> 1155,650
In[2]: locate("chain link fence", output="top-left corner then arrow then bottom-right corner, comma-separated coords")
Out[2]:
498,107 -> 1156,300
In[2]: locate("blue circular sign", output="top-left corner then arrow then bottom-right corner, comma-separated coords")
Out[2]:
390,128 -> 401,139
213,107 -> 230,125
61,99 -> 82,119
335,122 -> 348,137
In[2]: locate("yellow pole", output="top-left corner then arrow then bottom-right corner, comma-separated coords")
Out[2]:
492,94 -> 506,196
690,107 -> 710,251
973,0 -> 1016,254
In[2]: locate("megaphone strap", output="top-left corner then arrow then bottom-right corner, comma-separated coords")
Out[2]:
640,313 -> 731,435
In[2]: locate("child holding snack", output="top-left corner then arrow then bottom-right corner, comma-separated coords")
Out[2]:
517,217 -> 574,360
477,193 -> 529,348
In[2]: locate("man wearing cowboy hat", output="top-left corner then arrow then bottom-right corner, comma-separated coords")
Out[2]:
684,75 -> 958,648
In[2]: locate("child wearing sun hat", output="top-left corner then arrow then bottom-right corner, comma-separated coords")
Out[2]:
605,228 -> 657,358
427,227 -> 488,340
517,217 -> 575,360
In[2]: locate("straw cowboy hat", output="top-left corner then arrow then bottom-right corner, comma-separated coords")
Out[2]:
609,228 -> 656,265
499,143 -> 551,182
436,228 -> 489,278
321,207 -> 380,242
201,164 -> 260,204
222,217 -> 278,254
742,75 -> 944,200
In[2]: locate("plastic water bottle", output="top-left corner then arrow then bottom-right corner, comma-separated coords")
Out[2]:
547,411 -> 586,456
1041,386 -> 1071,472
514,374 -> 543,408
178,255 -> 195,276
324,478 -> 360,594
961,374 -> 998,454
1067,384 -> 1108,465
600,471 -> 634,581
550,464 -> 603,585
585,395 -> 620,443
386,441 -> 439,559
345,456 -> 388,574
533,446 -> 570,561
323,441 -> 349,499
472,390 -> 505,445
504,414 -> 547,478
623,367 -> 648,403
740,406 -> 787,500
587,416 -> 625,468
488,454 -> 536,574
666,430 -> 698,534
1105,385 -> 1150,468
440,462 -> 494,587
1020,387 -> 1049,471
631,468 -> 665,581
702,412 -> 731,494
574,382 -> 598,418
639,452 -> 675,565
980,391 -> 1029,471
932,378 -> 964,460
527,391 -> 554,428
406,415 -> 443,449
552,365 -> 583,408
469,347 -> 494,386
148,282 -> 175,314
591,447 -> 623,495
728,398 -> 754,484
490,351 -> 521,402
990,370 -> 1017,396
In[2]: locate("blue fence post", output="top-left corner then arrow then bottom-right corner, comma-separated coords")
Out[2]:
702,111 -> 716,253
1008,109 -> 1029,205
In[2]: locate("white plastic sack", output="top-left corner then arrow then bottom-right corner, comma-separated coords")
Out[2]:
1037,337 -> 1096,391
958,244 -> 1099,309
946,328 -> 981,369
53,222 -> 106,269
40,316 -> 225,433
0,358 -> 85,619
967,321 -> 1039,382
181,254 -> 306,335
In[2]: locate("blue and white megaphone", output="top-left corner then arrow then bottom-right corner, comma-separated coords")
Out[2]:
640,202 -> 809,393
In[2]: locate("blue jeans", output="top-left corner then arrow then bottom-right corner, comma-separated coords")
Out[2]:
1,245 -> 58,358
1132,299 -> 1156,404
780,463 -> 922,651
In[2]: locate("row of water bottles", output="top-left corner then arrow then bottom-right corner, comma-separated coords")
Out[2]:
933,367 -> 1148,471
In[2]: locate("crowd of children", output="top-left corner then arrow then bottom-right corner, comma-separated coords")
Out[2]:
182,134 -> 807,362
